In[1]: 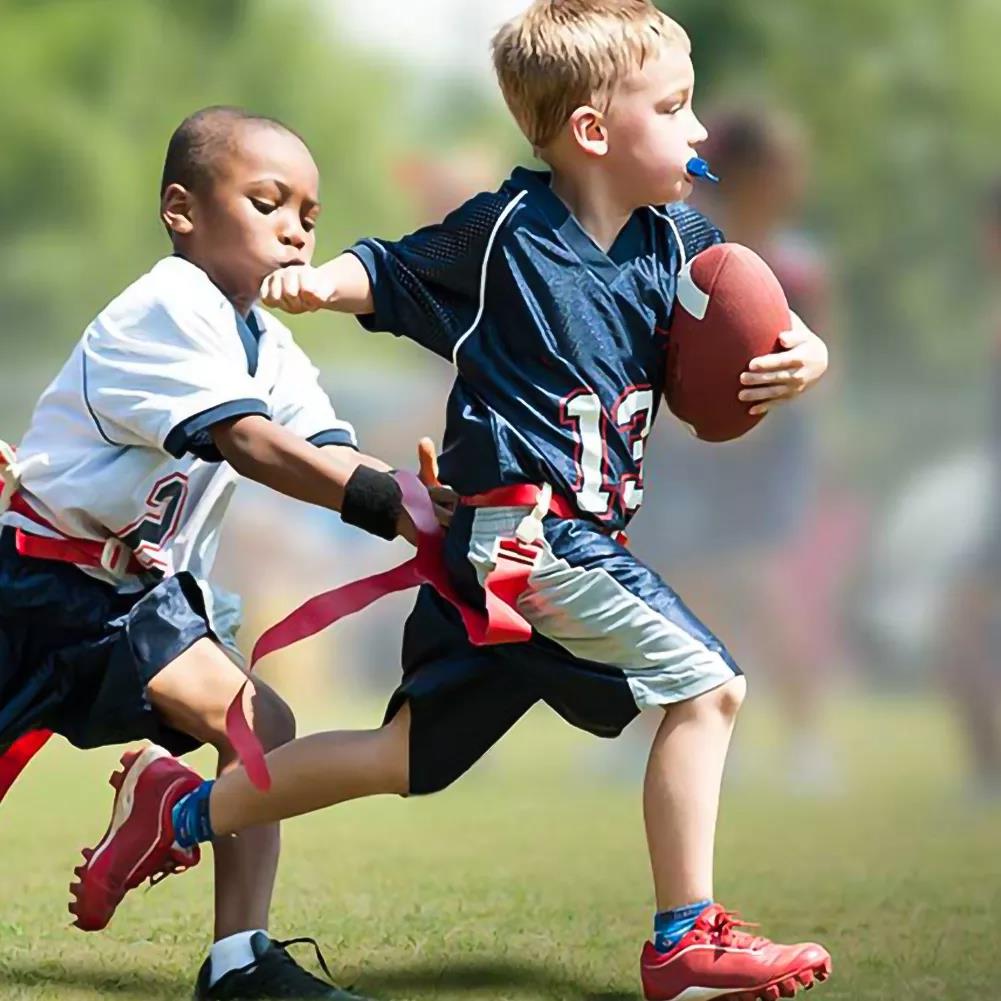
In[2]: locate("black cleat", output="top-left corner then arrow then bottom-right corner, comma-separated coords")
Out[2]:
193,932 -> 371,1000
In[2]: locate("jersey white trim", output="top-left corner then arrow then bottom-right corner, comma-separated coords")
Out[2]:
675,261 -> 710,320
650,206 -> 687,268
451,189 -> 528,366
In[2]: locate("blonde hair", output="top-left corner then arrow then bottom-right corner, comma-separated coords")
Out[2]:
492,0 -> 690,151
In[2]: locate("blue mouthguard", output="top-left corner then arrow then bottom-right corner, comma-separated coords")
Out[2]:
686,157 -> 720,184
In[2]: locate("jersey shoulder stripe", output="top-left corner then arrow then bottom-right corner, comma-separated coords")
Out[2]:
649,203 -> 725,265
451,189 -> 528,363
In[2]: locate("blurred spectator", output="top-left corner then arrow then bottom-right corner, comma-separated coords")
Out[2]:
938,179 -> 1001,801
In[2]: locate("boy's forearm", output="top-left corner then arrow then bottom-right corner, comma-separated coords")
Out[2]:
210,415 -> 388,512
319,253 -> 374,314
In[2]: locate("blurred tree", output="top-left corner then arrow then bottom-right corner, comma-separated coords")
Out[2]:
0,0 -> 997,396
0,0 -> 406,368
662,0 -> 1001,377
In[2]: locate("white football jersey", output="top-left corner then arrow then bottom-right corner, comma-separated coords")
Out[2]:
2,255 -> 356,591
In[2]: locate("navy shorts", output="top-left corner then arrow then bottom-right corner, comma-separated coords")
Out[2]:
0,528 -> 224,755
388,506 -> 741,795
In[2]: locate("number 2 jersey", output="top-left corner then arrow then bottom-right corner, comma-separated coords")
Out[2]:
350,167 -> 723,534
2,255 -> 357,590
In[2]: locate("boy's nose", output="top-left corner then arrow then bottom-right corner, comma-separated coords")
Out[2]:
280,226 -> 307,250
691,115 -> 709,146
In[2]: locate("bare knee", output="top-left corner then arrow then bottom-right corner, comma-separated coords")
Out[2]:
147,638 -> 296,753
249,684 -> 297,751
191,685 -> 296,772
684,675 -> 747,722
203,682 -> 296,756
717,675 -> 747,718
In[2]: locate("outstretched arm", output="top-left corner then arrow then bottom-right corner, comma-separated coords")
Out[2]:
210,416 -> 453,543
260,254 -> 373,315
261,191 -> 512,363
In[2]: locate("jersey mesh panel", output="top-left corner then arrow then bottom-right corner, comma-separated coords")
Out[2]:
664,204 -> 725,260
389,194 -> 510,333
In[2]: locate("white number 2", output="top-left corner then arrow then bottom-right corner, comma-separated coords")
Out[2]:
562,388 -> 653,515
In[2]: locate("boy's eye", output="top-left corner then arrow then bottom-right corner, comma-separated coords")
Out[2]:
302,217 -> 316,233
250,197 -> 277,214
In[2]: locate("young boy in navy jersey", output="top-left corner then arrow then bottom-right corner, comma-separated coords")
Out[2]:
76,4 -> 833,998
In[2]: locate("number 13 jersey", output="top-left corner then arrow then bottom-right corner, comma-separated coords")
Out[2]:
350,167 -> 723,533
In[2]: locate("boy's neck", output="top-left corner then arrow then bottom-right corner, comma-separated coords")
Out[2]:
172,248 -> 255,319
549,167 -> 634,253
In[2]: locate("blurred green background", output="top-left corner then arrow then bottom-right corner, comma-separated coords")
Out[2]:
4,0 -> 999,374
2,0 -> 998,513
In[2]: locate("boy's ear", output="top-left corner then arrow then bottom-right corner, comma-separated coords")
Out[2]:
161,183 -> 196,236
568,106 -> 609,157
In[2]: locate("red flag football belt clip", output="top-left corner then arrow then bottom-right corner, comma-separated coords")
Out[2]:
7,495 -> 143,579
0,442 -> 142,580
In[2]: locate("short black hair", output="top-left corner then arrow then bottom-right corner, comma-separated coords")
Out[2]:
160,105 -> 305,197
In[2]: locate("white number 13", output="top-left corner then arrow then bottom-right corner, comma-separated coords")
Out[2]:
562,387 -> 654,515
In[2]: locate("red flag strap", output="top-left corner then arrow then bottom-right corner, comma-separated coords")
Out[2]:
225,471 -> 538,791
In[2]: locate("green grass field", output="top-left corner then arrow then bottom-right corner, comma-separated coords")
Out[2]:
0,693 -> 997,1001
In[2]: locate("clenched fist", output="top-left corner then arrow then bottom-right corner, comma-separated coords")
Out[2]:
260,264 -> 337,314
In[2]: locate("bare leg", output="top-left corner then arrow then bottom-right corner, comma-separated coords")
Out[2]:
209,703 -> 412,836
147,639 -> 296,940
643,676 -> 746,911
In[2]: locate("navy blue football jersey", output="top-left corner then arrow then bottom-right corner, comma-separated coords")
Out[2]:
350,167 -> 723,532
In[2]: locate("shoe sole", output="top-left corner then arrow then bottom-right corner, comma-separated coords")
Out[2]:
68,745 -> 175,932
720,954 -> 833,1001
646,954 -> 833,1001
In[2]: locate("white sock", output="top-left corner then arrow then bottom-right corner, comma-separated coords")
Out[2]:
210,930 -> 266,986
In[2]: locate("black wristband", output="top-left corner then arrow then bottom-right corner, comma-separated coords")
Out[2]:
341,466 -> 404,541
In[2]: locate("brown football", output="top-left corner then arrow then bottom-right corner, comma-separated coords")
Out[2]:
665,243 -> 790,442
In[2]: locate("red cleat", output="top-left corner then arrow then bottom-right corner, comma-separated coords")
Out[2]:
641,904 -> 832,1001
68,745 -> 203,931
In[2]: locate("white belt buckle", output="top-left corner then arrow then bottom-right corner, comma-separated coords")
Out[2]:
0,440 -> 21,516
515,483 -> 552,545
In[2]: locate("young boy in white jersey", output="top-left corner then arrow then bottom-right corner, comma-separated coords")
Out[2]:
0,106 -> 437,1000
72,5 -> 835,999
